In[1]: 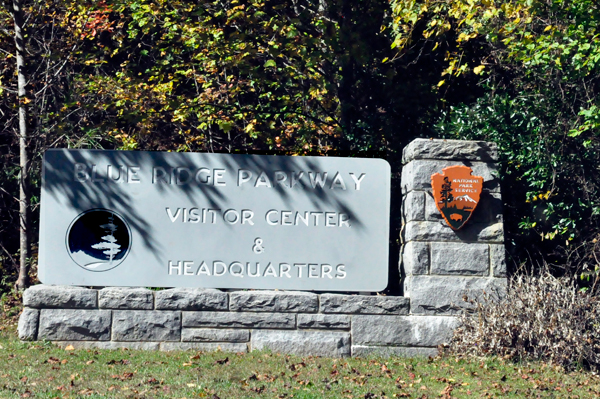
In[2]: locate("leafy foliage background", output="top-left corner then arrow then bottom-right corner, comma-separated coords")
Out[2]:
1,0 -> 599,292
390,0 -> 600,277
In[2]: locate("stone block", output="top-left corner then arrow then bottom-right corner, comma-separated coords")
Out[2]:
491,244 -> 507,277
54,341 -> 160,350
251,330 -> 350,357
402,139 -> 498,163
112,310 -> 180,341
18,308 -> 39,341
402,241 -> 429,275
183,311 -> 295,329
404,221 -> 504,243
352,346 -> 438,358
161,342 -> 248,352
320,294 -> 409,315
401,160 -> 500,194
352,315 -> 458,347
182,328 -> 249,342
23,285 -> 97,309
430,242 -> 489,276
424,192 -> 443,221
98,287 -> 154,310
229,291 -> 318,313
38,309 -> 111,341
297,314 -> 351,330
404,276 -> 507,315
403,191 -> 425,222
155,288 -> 227,311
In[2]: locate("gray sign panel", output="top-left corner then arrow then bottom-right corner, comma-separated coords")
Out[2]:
39,150 -> 390,291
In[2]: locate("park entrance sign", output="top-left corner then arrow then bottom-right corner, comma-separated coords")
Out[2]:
39,150 -> 391,291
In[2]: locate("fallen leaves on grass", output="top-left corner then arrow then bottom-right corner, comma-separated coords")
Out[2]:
111,372 -> 134,381
441,383 -> 455,397
381,364 -> 392,375
250,385 -> 265,393
331,364 -> 340,377
289,362 -> 306,371
107,359 -> 130,365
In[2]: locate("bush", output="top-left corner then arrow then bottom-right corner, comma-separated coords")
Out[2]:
448,271 -> 600,370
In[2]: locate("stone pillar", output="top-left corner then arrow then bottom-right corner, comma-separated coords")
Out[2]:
401,139 -> 507,315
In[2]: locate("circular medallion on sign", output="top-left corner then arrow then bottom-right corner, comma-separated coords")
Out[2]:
66,209 -> 131,272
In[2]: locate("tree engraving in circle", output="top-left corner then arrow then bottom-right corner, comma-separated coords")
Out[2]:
66,209 -> 132,272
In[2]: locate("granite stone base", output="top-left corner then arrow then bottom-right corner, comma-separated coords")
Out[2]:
19,285 -> 458,358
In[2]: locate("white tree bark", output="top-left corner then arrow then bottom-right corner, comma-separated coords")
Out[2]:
11,0 -> 29,290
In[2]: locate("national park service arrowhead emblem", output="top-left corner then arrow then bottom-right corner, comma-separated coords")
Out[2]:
431,166 -> 483,230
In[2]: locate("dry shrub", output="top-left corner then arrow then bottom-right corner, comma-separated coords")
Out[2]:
448,272 -> 600,370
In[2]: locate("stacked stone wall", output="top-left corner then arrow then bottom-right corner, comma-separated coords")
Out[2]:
18,285 -> 459,357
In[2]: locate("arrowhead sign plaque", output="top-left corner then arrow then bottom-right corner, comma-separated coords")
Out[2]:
431,165 -> 483,230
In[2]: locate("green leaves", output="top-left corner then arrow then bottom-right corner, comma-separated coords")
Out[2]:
69,0 -> 348,153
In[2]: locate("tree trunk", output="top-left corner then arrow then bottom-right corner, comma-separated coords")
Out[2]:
12,0 -> 29,291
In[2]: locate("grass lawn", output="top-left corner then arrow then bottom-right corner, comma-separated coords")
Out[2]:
1,317 -> 600,398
